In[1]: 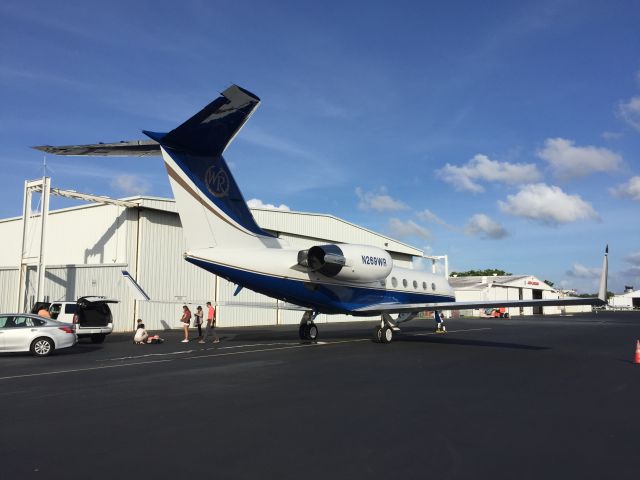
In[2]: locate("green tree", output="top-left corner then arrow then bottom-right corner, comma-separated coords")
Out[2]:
450,268 -> 511,277
575,291 -> 614,299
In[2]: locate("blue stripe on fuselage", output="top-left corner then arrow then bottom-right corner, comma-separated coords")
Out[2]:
186,256 -> 455,315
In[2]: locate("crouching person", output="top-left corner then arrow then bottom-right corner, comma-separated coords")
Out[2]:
134,319 -> 164,344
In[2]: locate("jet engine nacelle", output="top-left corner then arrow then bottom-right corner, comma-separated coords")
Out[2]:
298,244 -> 393,283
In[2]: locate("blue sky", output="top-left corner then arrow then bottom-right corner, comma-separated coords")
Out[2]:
1,0 -> 639,293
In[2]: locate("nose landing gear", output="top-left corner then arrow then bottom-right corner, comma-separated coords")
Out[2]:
299,310 -> 319,342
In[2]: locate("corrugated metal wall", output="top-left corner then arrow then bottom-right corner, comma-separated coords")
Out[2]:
17,264 -> 134,331
0,268 -> 18,312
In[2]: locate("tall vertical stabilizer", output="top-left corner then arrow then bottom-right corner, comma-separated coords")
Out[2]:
144,85 -> 279,251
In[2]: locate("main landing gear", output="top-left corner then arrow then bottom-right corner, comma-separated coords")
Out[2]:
374,313 -> 399,344
299,311 -> 319,342
373,312 -> 417,344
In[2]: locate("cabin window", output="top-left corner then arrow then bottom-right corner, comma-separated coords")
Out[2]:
422,282 -> 427,290
380,279 -> 386,287
402,279 -> 408,288
413,280 -> 418,289
431,282 -> 436,291
391,277 -> 398,288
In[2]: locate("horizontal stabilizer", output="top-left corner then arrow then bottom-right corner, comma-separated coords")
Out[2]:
33,140 -> 161,157
145,85 -> 260,157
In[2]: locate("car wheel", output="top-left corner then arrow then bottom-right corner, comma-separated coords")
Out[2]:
91,334 -> 106,344
31,337 -> 55,357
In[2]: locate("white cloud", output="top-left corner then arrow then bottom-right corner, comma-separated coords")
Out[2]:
625,251 -> 640,266
566,263 -> 600,279
498,183 -> 598,225
610,176 -> 640,201
618,96 -> 640,131
464,213 -> 508,239
437,154 -> 541,193
110,175 -> 150,196
388,218 -> 431,240
356,187 -> 408,212
246,198 -> 290,211
241,128 -> 309,158
416,209 -> 458,231
601,131 -> 623,140
620,266 -> 640,279
537,138 -> 622,179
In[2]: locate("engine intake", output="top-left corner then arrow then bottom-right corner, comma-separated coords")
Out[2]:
298,244 -> 393,283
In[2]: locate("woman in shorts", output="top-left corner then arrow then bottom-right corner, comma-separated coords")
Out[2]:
180,305 -> 191,343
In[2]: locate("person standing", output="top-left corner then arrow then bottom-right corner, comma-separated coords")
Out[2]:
194,306 -> 204,339
180,305 -> 191,343
199,301 -> 219,344
435,310 -> 446,334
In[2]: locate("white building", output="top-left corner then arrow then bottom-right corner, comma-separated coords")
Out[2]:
0,195 -> 423,332
609,288 -> 640,309
449,275 -> 591,316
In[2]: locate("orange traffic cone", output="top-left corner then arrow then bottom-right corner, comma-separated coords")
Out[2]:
634,340 -> 640,365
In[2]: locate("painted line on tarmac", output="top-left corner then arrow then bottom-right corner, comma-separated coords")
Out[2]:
0,358 -> 175,381
409,327 -> 492,336
0,329 -> 489,381
101,341 -> 302,362
0,339 -> 367,381
176,339 -> 370,362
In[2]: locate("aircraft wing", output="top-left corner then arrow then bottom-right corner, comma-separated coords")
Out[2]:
33,140 -> 161,157
353,295 -> 605,315
357,245 -> 609,315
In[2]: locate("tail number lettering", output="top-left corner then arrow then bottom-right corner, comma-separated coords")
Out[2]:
361,255 -> 387,267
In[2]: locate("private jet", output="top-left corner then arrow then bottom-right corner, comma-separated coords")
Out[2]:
35,85 -> 608,343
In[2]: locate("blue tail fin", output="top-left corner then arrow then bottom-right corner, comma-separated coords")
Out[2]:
145,85 -> 275,246
144,85 -> 260,157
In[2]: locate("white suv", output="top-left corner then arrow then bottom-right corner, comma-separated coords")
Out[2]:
33,297 -> 116,343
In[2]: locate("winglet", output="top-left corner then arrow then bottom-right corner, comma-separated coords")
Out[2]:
598,245 -> 608,303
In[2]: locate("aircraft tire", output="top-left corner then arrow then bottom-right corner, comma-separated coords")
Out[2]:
373,326 -> 383,343
299,323 -> 319,342
307,323 -> 318,341
380,326 -> 393,344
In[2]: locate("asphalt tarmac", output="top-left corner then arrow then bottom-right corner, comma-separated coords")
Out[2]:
1,311 -> 639,479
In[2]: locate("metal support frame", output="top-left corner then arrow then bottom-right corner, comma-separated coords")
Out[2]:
16,177 -> 140,312
422,254 -> 448,277
381,312 -> 400,331
17,178 -> 50,312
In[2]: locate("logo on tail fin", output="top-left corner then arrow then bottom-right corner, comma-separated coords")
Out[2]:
205,164 -> 230,198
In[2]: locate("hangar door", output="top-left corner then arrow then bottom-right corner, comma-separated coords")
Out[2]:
532,289 -> 543,314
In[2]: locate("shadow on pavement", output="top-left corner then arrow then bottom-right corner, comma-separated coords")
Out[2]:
399,334 -> 550,350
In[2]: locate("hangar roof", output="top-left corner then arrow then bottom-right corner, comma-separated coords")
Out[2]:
449,275 -> 556,291
125,196 -> 422,256
0,195 -> 423,257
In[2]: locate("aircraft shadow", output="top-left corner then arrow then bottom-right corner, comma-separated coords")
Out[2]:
398,334 -> 550,350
